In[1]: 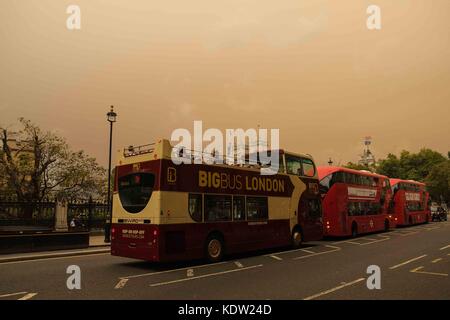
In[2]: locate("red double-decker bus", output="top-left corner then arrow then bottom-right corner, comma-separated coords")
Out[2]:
318,166 -> 394,237
111,139 -> 323,262
389,179 -> 430,226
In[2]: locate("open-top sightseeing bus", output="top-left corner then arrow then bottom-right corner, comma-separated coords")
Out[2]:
318,166 -> 394,237
111,139 -> 323,262
389,179 -> 430,226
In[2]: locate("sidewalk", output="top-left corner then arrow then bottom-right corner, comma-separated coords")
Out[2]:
0,234 -> 110,264
89,235 -> 111,247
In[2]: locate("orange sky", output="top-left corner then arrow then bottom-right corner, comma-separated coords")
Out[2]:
1,0 -> 449,166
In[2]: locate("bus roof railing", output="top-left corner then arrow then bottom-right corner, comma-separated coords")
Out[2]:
123,143 -> 155,157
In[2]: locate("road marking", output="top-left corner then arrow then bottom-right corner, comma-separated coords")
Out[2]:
119,261 -> 229,280
114,278 -> 129,289
439,244 -> 450,251
149,264 -> 263,287
344,241 -> 365,245
399,231 -> 419,236
360,236 -> 390,246
18,293 -> 37,300
263,246 -> 314,257
0,252 -> 109,265
300,249 -> 315,254
269,255 -> 282,261
234,261 -> 244,268
410,266 -> 448,277
0,291 -> 27,298
187,269 -> 194,277
431,258 -> 442,264
303,278 -> 365,300
389,255 -> 427,270
360,237 -> 378,241
293,245 -> 341,260
425,226 -> 440,231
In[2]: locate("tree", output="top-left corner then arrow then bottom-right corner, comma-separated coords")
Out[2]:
377,149 -> 446,181
343,162 -> 371,171
425,160 -> 450,203
1,118 -> 107,218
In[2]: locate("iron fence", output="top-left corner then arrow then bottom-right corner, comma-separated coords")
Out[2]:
0,197 -> 108,233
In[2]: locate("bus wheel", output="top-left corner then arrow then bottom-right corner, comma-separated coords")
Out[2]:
384,220 -> 390,232
351,223 -> 358,238
205,234 -> 224,263
291,228 -> 303,249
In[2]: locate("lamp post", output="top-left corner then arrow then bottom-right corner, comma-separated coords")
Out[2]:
105,106 -> 117,243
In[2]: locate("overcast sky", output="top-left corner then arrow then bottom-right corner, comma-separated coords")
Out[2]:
1,0 -> 449,166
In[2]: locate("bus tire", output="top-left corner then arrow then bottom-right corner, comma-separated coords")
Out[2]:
384,220 -> 390,232
291,227 -> 303,249
351,222 -> 358,238
205,233 -> 224,263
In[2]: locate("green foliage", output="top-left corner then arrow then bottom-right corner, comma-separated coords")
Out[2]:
343,162 -> 371,171
376,148 -> 448,202
425,160 -> 450,203
0,118 -> 107,209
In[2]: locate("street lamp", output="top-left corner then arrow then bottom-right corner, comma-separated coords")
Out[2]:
105,106 -> 117,243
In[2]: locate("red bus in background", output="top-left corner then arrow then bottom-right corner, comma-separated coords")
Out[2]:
389,179 -> 430,226
318,167 -> 394,237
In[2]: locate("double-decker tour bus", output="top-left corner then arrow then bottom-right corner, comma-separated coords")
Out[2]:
318,166 -> 394,237
111,139 -> 323,262
389,179 -> 430,226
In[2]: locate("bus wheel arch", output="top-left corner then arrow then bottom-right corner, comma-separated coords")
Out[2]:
384,219 -> 390,232
351,221 -> 358,238
204,231 -> 225,263
291,225 -> 303,248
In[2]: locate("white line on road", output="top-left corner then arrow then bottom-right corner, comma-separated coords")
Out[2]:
0,291 -> 27,298
360,236 -> 390,246
114,278 -> 129,289
120,261 -> 229,280
431,258 -> 442,264
300,249 -> 315,254
187,269 -> 194,277
303,278 -> 365,300
389,255 -> 427,270
269,255 -> 282,261
410,266 -> 448,277
18,293 -> 37,300
293,245 -> 341,260
0,252 -> 109,265
149,264 -> 263,287
439,244 -> 450,251
234,261 -> 244,268
263,247 -> 314,257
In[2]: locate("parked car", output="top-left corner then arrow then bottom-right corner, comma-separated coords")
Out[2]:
431,205 -> 448,222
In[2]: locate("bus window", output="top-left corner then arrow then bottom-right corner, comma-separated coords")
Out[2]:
247,196 -> 268,220
118,173 -> 155,214
285,156 -> 302,175
205,195 -> 232,222
301,158 -> 315,177
188,193 -> 203,222
233,196 -> 246,221
319,174 -> 332,193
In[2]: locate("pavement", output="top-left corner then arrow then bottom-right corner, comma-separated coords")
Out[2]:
0,234 -> 110,264
0,220 -> 449,300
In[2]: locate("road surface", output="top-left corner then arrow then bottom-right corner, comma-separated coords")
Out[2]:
0,220 -> 449,300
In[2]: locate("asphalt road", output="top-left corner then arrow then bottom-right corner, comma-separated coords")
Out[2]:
0,220 -> 449,300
